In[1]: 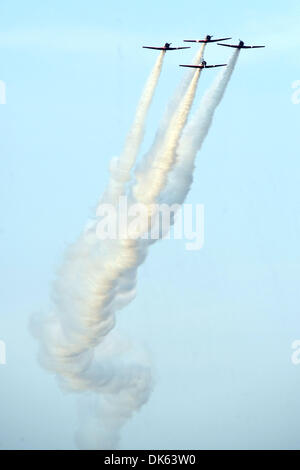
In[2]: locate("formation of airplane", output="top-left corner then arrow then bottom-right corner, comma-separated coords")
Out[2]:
143,42 -> 190,51
217,40 -> 265,49
183,35 -> 231,44
143,36 -> 265,70
179,60 -> 227,70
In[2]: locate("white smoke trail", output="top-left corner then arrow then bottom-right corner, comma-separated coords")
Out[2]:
133,68 -> 202,205
130,50 -> 239,251
160,49 -> 240,206
101,51 -> 165,205
32,235 -> 153,449
33,49 -> 217,450
158,43 -> 206,130
59,51 -> 166,279
32,51 -> 167,450
135,44 -> 206,176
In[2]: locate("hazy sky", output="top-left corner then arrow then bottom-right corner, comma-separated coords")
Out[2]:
0,0 -> 300,449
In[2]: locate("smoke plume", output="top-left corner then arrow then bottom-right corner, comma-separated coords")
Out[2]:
33,48 -> 239,449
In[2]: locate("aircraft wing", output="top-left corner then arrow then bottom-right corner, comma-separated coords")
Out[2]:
205,64 -> 227,68
179,64 -> 204,68
209,37 -> 232,42
143,46 -> 190,50
143,46 -> 166,50
217,43 -> 240,48
217,43 -> 265,49
184,37 -> 231,43
179,64 -> 226,69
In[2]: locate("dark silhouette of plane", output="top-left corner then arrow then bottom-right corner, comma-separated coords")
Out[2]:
184,35 -> 231,44
143,42 -> 190,51
217,40 -> 265,49
179,60 -> 227,69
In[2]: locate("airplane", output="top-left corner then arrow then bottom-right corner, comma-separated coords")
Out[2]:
179,60 -> 227,69
183,35 -> 232,44
143,42 -> 190,51
217,40 -> 265,49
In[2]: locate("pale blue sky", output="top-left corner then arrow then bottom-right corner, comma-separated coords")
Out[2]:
0,0 -> 300,449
